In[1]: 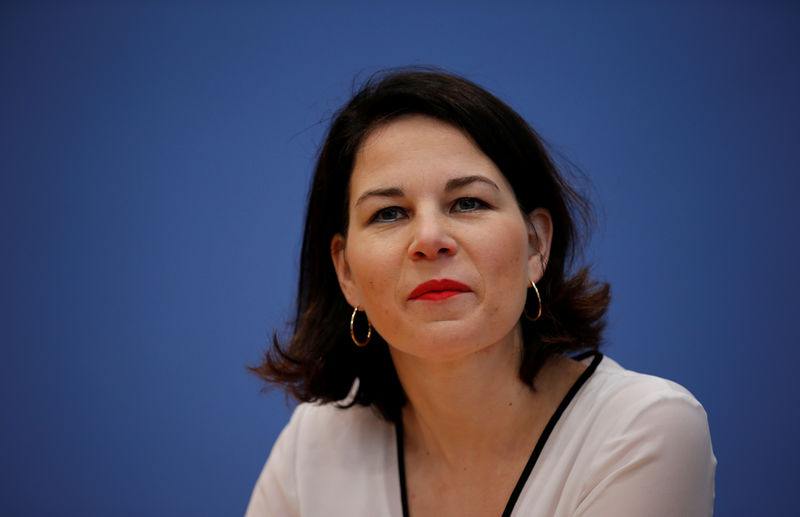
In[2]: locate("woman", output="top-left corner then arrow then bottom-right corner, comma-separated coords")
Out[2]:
246,69 -> 716,516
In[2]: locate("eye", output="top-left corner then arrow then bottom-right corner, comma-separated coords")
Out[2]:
452,197 -> 488,212
371,206 -> 406,223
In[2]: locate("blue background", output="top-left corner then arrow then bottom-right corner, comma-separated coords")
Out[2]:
2,2 -> 798,515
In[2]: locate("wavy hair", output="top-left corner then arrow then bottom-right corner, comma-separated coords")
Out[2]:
249,68 -> 610,421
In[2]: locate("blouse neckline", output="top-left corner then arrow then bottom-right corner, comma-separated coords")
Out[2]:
395,351 -> 604,517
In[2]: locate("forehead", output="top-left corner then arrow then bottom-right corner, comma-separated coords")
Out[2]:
350,115 -> 508,193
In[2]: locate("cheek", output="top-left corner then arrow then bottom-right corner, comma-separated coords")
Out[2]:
479,224 -> 531,314
346,243 -> 397,304
485,227 -> 530,281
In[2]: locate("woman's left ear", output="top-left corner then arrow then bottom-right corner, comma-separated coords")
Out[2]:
526,208 -> 553,283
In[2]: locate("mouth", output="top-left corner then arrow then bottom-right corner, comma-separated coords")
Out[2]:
408,279 -> 471,301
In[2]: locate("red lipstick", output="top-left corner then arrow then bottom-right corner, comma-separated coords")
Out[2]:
408,279 -> 471,301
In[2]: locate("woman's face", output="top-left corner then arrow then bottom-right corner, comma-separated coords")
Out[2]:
331,115 -> 552,363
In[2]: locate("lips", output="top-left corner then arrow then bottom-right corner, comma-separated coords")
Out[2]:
408,279 -> 471,301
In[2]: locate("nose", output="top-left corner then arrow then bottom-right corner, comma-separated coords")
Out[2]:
408,210 -> 457,260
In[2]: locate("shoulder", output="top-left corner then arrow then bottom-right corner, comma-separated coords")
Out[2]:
246,401 -> 400,516
559,355 -> 716,515
586,356 -> 705,411
282,401 -> 391,455
579,356 -> 712,439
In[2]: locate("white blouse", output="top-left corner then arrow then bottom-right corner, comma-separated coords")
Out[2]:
245,355 -> 716,516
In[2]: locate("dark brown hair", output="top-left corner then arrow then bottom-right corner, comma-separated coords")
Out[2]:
250,68 -> 610,421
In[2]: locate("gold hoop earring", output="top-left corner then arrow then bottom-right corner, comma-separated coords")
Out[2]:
350,306 -> 372,347
523,280 -> 542,322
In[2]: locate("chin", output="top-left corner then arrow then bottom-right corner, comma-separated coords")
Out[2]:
390,329 -> 509,364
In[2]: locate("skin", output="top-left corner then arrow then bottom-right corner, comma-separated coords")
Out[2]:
331,115 -> 586,517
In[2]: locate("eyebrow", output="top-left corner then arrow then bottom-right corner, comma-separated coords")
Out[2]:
353,187 -> 404,207
353,175 -> 499,207
445,175 -> 500,192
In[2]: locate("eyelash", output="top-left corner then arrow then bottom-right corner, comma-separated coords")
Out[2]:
369,197 -> 490,223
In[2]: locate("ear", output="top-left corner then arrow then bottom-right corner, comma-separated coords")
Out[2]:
526,208 -> 553,284
330,233 -> 362,308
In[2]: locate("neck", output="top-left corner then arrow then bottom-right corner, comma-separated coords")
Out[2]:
391,337 -> 557,468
